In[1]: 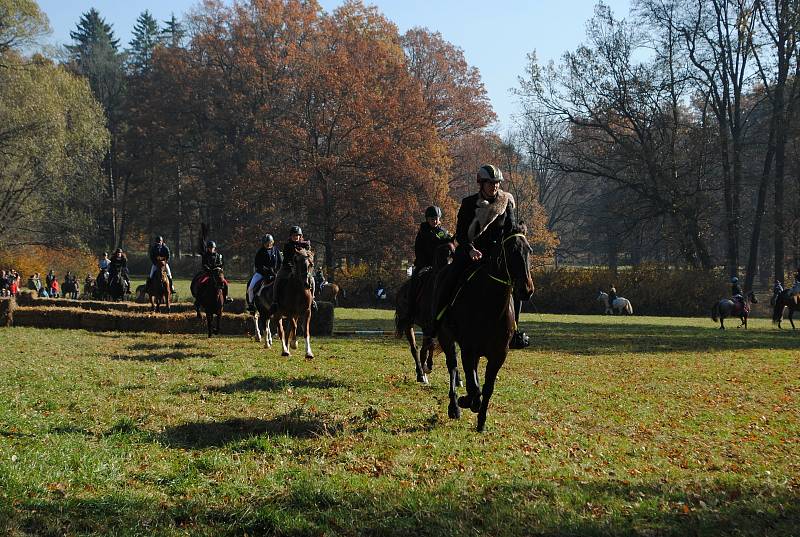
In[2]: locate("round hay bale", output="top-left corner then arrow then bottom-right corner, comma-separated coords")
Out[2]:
0,296 -> 17,327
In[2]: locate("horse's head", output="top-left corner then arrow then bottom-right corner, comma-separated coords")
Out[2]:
212,267 -> 225,288
155,256 -> 167,268
502,228 -> 534,302
748,290 -> 758,304
293,249 -> 314,288
596,291 -> 608,303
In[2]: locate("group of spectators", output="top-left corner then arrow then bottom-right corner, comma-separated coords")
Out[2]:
0,269 -> 20,297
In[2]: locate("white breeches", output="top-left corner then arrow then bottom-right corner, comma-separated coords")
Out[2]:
248,272 -> 264,303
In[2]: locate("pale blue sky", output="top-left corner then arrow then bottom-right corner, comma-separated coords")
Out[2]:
37,0 -> 632,133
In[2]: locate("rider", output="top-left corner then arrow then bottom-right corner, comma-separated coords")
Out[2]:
99,252 -> 110,272
108,248 -> 131,292
247,234 -> 282,314
148,236 -> 176,294
413,205 -> 453,275
431,164 -> 529,349
608,286 -> 618,310
731,276 -> 744,311
270,226 -> 316,314
193,240 -> 232,305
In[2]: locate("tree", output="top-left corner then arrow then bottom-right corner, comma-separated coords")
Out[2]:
161,13 -> 185,48
67,8 -> 126,249
0,56 -> 109,247
127,10 -> 160,74
0,0 -> 49,58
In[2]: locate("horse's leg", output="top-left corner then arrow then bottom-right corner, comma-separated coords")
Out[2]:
422,336 -> 433,374
477,350 -> 508,432
290,317 -> 298,349
215,310 -> 221,334
407,327 -> 427,384
441,334 -> 460,420
206,312 -> 213,338
253,311 -> 262,342
457,346 -> 481,413
790,309 -> 795,330
304,309 -> 313,359
278,316 -> 290,356
265,317 -> 272,348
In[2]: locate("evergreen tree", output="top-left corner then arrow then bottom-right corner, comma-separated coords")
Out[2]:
128,10 -> 160,74
161,13 -> 185,49
66,8 -> 120,62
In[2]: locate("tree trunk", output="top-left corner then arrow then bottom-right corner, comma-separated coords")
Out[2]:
175,163 -> 183,260
745,121 -> 776,290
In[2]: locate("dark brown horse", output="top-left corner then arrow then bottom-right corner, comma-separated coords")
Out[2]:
772,288 -> 799,329
195,267 -> 225,337
437,229 -> 534,432
711,291 -> 757,329
147,257 -> 172,313
270,249 -> 314,358
395,244 -> 455,384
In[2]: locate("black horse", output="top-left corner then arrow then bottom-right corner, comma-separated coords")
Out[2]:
772,288 -> 800,329
194,267 -> 225,337
437,228 -> 534,432
93,270 -> 110,300
108,269 -> 128,301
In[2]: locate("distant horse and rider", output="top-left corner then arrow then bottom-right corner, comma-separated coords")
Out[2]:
597,288 -> 633,315
191,238 -> 229,338
146,256 -> 172,313
712,277 -> 758,329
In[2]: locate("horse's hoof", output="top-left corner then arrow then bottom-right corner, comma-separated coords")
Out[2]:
457,395 -> 472,409
448,402 -> 461,419
423,366 -> 432,374
305,354 -> 314,360
281,351 -> 290,357
470,397 -> 482,414
476,421 -> 486,433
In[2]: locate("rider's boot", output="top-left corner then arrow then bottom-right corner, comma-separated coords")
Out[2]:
223,283 -> 233,303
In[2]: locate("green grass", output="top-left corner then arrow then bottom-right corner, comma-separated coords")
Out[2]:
1,311 -> 798,536
129,277 -> 249,303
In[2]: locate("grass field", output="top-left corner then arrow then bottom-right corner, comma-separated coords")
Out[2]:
1,310 -> 798,536
128,277 -> 249,302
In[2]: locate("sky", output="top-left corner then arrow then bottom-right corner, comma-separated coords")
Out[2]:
37,0 -> 632,133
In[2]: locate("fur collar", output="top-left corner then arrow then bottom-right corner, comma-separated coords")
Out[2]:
467,190 -> 514,242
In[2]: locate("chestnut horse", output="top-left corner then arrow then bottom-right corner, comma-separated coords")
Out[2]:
437,229 -> 534,432
194,267 -> 225,337
317,282 -> 342,306
270,249 -> 314,359
147,257 -> 171,313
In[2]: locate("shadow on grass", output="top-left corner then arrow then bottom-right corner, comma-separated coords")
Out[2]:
159,410 -> 342,448
208,375 -> 348,393
111,351 -> 212,362
127,342 -> 195,351
5,478 -> 798,536
521,320 -> 800,354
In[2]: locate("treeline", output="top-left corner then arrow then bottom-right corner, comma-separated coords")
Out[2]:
514,0 -> 800,289
1,0 -> 556,278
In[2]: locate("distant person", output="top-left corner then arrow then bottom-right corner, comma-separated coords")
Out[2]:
148,236 -> 176,294
247,234 -> 281,313
412,205 -> 452,275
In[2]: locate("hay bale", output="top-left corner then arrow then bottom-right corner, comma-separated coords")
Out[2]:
12,307 -> 83,329
310,301 -> 334,336
15,290 -> 35,306
0,296 -> 17,327
226,298 -> 247,314
219,313 -> 249,335
79,311 -> 120,332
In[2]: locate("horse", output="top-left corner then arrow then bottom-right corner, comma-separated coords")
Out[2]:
712,291 -> 757,329
269,249 -> 314,359
317,282 -> 343,306
108,269 -> 127,301
597,291 -> 633,315
62,278 -> 79,300
437,228 -> 535,432
194,267 -> 226,337
394,244 -> 455,385
252,277 -> 276,347
772,288 -> 800,329
93,270 -> 110,300
147,256 -> 172,313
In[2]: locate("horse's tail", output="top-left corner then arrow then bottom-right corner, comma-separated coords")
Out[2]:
625,301 -> 633,315
772,294 -> 785,324
711,302 -> 719,322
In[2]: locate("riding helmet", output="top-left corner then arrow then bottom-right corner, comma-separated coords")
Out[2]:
114,248 -> 122,254
425,206 -> 443,219
477,164 -> 503,183
156,235 -> 163,242
290,226 -> 302,236
206,240 -> 216,249
731,276 -> 739,283
262,234 -> 274,244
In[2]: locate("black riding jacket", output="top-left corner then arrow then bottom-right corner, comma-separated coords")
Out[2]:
254,245 -> 282,275
414,222 -> 452,270
109,256 -> 129,276
732,283 -> 743,296
149,244 -> 171,263
202,251 -> 224,271
454,191 -> 515,256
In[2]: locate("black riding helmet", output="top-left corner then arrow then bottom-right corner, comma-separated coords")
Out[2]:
206,240 -> 216,249
262,234 -> 274,244
477,164 -> 503,183
155,235 -> 163,243
425,206 -> 442,219
290,226 -> 302,236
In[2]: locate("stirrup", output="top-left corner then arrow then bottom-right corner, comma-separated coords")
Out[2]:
312,300 -> 318,311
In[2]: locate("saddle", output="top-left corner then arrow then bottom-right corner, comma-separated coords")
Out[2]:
732,296 -> 749,316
